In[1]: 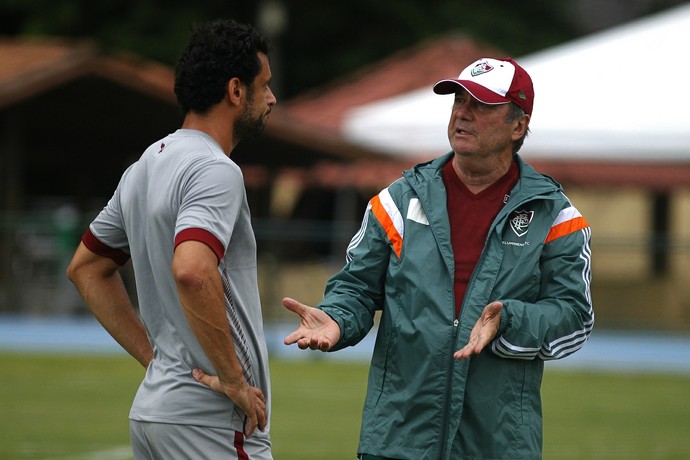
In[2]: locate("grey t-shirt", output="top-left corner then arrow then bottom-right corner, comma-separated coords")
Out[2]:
86,129 -> 270,432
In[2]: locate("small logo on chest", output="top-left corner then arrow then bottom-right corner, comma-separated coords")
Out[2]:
509,210 -> 534,237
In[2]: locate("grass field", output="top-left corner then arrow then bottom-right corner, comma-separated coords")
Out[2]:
1,352 -> 689,459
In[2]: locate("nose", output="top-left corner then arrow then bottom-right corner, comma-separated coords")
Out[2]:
452,98 -> 474,120
268,89 -> 277,107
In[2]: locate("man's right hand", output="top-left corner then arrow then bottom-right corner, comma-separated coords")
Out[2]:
282,297 -> 341,351
192,369 -> 267,436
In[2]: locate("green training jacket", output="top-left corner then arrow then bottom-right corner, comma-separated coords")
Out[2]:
318,153 -> 594,459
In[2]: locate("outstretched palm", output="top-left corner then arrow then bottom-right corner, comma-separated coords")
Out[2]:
282,297 -> 341,351
454,301 -> 503,360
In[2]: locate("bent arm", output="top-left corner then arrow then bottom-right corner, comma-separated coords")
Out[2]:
172,240 -> 246,384
67,242 -> 152,368
173,240 -> 266,434
317,201 -> 391,350
493,226 -> 594,361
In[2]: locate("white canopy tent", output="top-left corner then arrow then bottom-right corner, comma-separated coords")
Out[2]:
342,4 -> 690,162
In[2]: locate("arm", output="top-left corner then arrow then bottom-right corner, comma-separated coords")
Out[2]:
67,242 -> 152,368
456,209 -> 594,361
172,240 -> 266,436
314,198 -> 391,350
492,226 -> 594,360
283,189 -> 397,352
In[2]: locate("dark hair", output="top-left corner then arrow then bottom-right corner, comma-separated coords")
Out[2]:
174,19 -> 270,114
505,102 -> 530,154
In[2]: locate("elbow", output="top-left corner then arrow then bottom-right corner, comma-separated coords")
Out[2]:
66,260 -> 76,283
172,260 -> 212,292
66,257 -> 85,285
66,268 -> 77,286
173,267 -> 201,290
66,248 -> 120,287
172,242 -> 219,292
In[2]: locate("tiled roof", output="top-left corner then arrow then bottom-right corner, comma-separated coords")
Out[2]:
0,33 -> 497,159
281,33 -> 502,133
2,35 -> 687,189
0,36 -> 175,109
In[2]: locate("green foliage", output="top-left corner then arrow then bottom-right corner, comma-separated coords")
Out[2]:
279,0 -> 580,96
2,0 -> 686,99
1,352 -> 689,459
0,0 -> 256,66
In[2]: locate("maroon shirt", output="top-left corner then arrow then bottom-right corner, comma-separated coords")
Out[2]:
442,158 -> 519,317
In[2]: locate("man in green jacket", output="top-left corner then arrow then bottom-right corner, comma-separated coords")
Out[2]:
283,57 -> 593,459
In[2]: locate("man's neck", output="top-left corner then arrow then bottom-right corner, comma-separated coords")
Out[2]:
451,153 -> 513,194
181,112 -> 235,156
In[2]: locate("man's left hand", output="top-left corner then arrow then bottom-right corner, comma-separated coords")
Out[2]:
454,301 -> 503,359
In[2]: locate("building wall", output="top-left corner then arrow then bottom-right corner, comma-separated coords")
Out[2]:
567,186 -> 690,331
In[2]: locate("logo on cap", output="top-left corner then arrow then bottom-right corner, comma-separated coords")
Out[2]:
470,62 -> 494,77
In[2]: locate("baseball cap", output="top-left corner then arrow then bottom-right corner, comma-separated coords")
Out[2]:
433,57 -> 534,115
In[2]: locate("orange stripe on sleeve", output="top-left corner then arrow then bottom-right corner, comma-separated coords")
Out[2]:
545,216 -> 589,244
370,194 -> 403,258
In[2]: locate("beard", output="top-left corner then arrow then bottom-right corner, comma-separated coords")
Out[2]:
234,102 -> 267,142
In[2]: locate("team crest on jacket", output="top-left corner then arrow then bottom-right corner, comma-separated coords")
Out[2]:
509,210 -> 534,237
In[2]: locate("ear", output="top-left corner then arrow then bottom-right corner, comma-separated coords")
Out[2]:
226,77 -> 244,107
512,113 -> 530,140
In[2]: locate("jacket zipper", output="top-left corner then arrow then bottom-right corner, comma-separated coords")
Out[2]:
406,160 -> 561,458
438,191 -> 561,457
439,317 -> 460,459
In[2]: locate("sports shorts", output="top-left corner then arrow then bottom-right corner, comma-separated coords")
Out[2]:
130,420 -> 272,460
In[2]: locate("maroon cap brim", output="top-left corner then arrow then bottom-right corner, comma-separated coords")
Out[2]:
433,79 -> 511,106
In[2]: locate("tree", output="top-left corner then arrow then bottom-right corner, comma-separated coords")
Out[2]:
2,0 -> 683,98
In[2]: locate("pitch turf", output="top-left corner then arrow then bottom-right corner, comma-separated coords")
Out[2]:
1,352 -> 689,459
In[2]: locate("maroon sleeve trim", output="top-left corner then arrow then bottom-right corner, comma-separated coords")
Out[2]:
82,228 -> 130,266
174,228 -> 225,263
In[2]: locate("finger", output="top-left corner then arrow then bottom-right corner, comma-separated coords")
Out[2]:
252,388 -> 268,431
472,338 -> 489,355
282,297 -> 308,316
298,337 -> 312,350
257,405 -> 267,431
192,369 -> 222,393
454,344 -> 473,360
192,368 -> 210,385
454,332 -> 480,359
307,337 -> 327,351
454,349 -> 470,360
284,329 -> 307,346
244,413 -> 257,437
283,332 -> 298,345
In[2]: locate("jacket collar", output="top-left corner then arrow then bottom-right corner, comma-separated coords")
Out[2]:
404,152 -> 561,201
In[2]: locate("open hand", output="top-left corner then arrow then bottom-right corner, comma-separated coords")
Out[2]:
282,297 -> 341,351
454,301 -> 503,360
